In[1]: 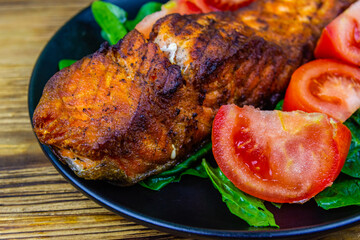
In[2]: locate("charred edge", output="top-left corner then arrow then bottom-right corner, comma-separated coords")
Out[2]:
157,65 -> 184,98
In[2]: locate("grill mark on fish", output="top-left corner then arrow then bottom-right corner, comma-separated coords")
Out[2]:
32,0 -> 356,185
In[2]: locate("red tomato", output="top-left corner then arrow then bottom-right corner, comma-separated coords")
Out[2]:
212,105 -> 351,203
282,59 -> 360,122
202,0 -> 255,11
177,0 -> 255,13
136,0 -> 255,38
177,0 -> 204,14
314,1 -> 360,66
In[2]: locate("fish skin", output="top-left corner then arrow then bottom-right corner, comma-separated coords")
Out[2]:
33,0 -> 355,185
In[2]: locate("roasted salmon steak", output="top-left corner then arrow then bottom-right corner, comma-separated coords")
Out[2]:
33,0 -> 355,185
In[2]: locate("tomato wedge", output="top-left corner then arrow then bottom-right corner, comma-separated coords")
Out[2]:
202,0 -> 255,11
314,1 -> 360,66
212,105 -> 351,203
177,0 -> 204,14
174,0 -> 255,14
282,59 -> 360,122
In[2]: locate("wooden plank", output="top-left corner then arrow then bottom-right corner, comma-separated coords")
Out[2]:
0,166 -> 186,239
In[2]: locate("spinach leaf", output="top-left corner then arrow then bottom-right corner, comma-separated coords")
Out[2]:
201,160 -> 278,228
58,59 -> 77,70
315,177 -> 360,210
342,109 -> 360,178
271,202 -> 282,209
317,110 -> 360,209
101,30 -> 112,43
139,143 -> 212,190
91,1 -> 128,45
139,163 -> 208,190
274,99 -> 283,110
125,2 -> 162,31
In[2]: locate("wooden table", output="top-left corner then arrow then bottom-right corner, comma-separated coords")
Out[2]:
0,0 -> 359,239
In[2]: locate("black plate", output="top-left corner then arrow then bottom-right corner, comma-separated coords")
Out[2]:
28,1 -> 360,239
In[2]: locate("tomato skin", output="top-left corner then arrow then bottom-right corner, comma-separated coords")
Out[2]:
176,0 -> 254,13
177,0 -> 204,14
282,59 -> 360,122
212,104 -> 351,203
202,0 -> 255,11
314,1 -> 360,66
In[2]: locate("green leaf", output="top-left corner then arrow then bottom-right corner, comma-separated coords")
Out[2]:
181,163 -> 208,178
344,109 -> 360,145
139,163 -> 208,190
274,99 -> 283,110
139,143 -> 212,190
158,142 -> 212,177
139,175 -> 177,190
271,202 -> 282,209
101,30 -> 112,43
201,160 -> 278,228
91,1 -> 128,45
58,59 -> 77,70
103,2 -> 127,23
342,146 -> 360,178
342,109 -> 360,178
125,2 -> 162,31
315,177 -> 360,210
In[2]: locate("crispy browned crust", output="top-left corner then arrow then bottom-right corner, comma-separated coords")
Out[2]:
33,30 -> 209,184
150,0 -> 354,109
33,0 -> 355,185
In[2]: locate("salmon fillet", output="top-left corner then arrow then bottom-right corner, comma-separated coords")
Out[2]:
32,0 -> 355,185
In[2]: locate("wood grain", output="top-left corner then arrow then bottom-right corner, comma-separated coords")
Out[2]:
0,166 -> 181,239
0,0 -> 359,239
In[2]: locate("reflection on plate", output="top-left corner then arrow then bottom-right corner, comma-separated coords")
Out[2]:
28,0 -> 360,238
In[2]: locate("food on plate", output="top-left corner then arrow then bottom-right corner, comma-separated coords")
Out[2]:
91,0 -> 128,45
32,0 -> 355,185
174,0 -> 255,13
198,0 -> 255,11
201,159 -> 278,227
173,0 -> 204,14
125,2 -> 163,31
282,59 -> 360,122
134,1 -> 195,39
135,0 -> 256,38
314,1 -> 360,66
135,8 -> 175,39
34,30 -> 188,184
212,104 -> 351,203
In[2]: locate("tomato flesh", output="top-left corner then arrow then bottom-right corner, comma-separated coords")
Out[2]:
283,59 -> 360,122
203,0 -> 254,11
309,73 -> 348,105
177,0 -> 204,14
314,1 -> 360,66
212,105 -> 351,203
234,125 -> 273,181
